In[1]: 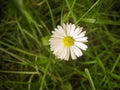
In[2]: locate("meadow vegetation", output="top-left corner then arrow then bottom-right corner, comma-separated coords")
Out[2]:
0,0 -> 120,90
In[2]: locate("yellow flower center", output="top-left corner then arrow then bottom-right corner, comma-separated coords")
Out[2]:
62,36 -> 74,47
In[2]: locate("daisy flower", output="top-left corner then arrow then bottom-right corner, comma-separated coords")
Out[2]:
49,23 -> 88,61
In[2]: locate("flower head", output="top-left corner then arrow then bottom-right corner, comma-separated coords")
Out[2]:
49,23 -> 88,61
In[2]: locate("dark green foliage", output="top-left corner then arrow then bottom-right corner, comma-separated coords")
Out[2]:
0,0 -> 120,90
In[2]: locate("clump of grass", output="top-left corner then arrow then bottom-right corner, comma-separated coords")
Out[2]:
0,0 -> 120,90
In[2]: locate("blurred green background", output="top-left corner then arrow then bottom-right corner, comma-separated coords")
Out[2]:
0,0 -> 120,90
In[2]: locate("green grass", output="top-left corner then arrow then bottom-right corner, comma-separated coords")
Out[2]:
0,0 -> 120,90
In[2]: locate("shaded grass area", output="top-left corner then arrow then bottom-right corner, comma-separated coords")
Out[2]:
0,0 -> 120,90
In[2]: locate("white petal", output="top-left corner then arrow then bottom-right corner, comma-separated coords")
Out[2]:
56,27 -> 66,35
64,47 -> 70,60
72,46 -> 83,57
51,42 -> 63,52
75,37 -> 88,42
55,45 -> 65,58
74,42 -> 88,50
62,24 -> 67,35
66,23 -> 72,35
74,31 -> 86,38
70,47 -> 77,60
62,23 -> 66,31
49,38 -> 62,46
60,47 -> 68,60
57,25 -> 66,35
49,37 -> 61,42
49,38 -> 62,47
56,46 -> 70,60
71,27 -> 83,36
70,24 -> 76,36
53,43 -> 63,54
52,29 -> 65,38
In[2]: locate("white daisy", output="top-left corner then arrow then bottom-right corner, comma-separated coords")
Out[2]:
49,23 -> 88,61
